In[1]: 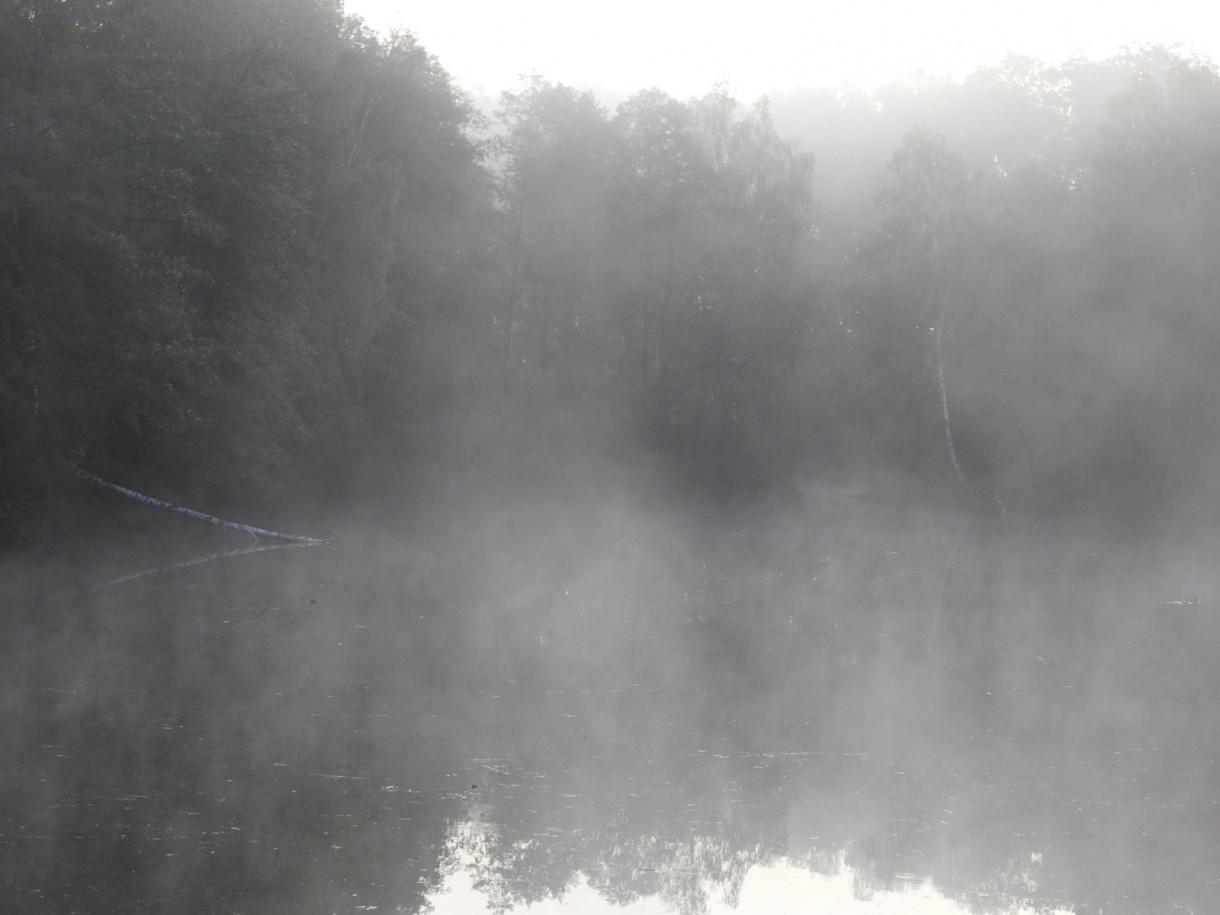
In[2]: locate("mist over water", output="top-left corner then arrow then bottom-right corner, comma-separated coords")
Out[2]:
5,5 -> 1220,911
4,452 -> 1219,914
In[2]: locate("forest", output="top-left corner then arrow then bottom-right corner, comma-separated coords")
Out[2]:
3,0 -> 1220,543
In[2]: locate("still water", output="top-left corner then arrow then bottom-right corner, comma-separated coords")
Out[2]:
2,493 -> 1218,913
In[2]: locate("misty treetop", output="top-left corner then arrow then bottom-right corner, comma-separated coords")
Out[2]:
2,0 -> 1218,541
491,79 -> 814,489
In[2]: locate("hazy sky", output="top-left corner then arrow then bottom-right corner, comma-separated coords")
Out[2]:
344,0 -> 1218,98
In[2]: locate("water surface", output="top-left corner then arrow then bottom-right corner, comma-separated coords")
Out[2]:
3,494 -> 1216,913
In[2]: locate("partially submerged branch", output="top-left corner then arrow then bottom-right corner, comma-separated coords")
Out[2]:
75,469 -> 328,544
74,468 -> 331,591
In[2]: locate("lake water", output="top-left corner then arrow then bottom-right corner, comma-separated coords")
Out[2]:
3,491 -> 1217,913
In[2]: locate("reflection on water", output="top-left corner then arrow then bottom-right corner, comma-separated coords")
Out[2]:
2,493 -> 1219,913
430,753 -> 1075,915
429,849 -> 1067,914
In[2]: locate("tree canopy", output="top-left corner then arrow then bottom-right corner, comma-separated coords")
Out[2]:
2,2 -> 1218,539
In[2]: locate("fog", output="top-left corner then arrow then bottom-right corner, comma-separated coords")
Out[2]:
4,4 -> 1220,913
4,438 -> 1220,912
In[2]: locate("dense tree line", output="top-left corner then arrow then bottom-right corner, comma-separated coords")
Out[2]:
2,0 -> 1218,541
0,0 -> 490,538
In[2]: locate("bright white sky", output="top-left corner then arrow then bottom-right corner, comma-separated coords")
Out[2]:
344,0 -> 1218,99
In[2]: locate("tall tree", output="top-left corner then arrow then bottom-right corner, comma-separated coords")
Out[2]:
494,78 -> 612,381
609,88 -> 815,487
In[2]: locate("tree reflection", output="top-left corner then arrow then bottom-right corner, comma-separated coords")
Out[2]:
4,496 -> 1220,913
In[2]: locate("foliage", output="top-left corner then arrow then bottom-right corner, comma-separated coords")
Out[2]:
2,10 -> 1217,540
0,0 -> 490,536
